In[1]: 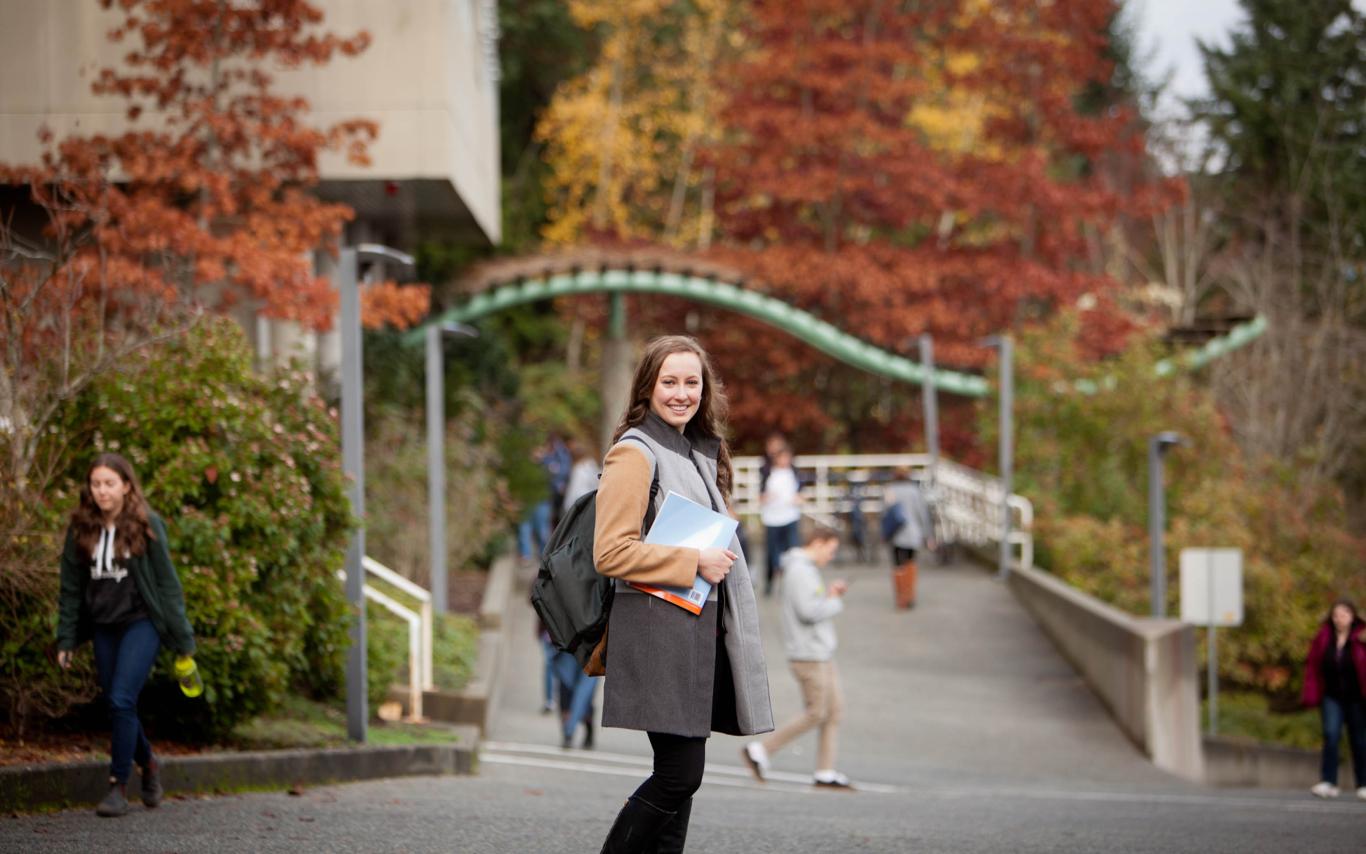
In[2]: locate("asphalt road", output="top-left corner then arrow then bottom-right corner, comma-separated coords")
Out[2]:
5,556 -> 1363,852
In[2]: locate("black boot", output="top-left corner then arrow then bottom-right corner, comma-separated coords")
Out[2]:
649,797 -> 692,854
600,796 -> 675,854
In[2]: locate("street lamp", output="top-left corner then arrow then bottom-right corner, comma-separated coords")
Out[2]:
1148,431 -> 1185,618
979,335 -> 1013,579
427,320 -> 478,616
918,334 -> 940,483
339,242 -> 415,743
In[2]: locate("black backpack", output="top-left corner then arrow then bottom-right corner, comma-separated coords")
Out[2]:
530,448 -> 659,670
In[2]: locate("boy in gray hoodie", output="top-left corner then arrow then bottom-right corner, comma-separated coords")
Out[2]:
742,523 -> 851,788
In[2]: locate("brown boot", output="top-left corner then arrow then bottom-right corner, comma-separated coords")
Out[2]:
140,757 -> 164,808
96,779 -> 129,817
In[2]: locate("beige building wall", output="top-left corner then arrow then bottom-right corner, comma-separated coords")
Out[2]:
0,0 -> 500,244
1,0 -> 500,379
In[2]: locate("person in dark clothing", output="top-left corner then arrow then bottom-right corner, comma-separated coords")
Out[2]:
1301,599 -> 1366,800
56,453 -> 197,818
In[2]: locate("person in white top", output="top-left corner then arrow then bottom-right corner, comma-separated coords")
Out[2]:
759,445 -> 803,597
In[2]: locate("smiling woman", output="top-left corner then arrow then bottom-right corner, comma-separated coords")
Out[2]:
589,335 -> 773,853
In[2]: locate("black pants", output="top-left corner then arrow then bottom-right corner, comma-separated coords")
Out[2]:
633,732 -> 706,810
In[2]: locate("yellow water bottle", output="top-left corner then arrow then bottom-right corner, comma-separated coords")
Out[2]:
174,655 -> 203,698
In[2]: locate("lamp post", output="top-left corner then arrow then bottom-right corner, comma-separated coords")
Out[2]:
919,334 -> 940,483
339,242 -> 415,743
1148,431 -> 1184,618
426,320 -> 478,616
979,335 -> 1013,579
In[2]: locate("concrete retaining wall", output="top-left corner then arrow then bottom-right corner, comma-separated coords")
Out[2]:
1005,564 -> 1205,781
1203,735 -> 1354,790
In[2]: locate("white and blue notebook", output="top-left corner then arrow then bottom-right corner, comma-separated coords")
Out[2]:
627,491 -> 738,614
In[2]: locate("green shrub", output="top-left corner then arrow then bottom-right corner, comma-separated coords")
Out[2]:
44,318 -> 354,740
365,602 -> 409,711
364,406 -> 515,584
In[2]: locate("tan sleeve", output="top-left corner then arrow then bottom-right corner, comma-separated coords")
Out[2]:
593,443 -> 699,587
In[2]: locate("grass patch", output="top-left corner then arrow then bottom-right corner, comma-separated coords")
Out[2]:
1202,691 -> 1323,751
230,694 -> 462,751
433,612 -> 479,692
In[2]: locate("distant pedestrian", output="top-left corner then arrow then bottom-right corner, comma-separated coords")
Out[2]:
517,436 -> 559,563
760,443 -> 802,597
552,648 -> 599,749
55,453 -> 197,818
742,523 -> 852,789
883,471 -> 935,608
1302,599 -> 1366,800
592,335 -> 773,852
561,438 -> 601,512
545,431 -> 573,528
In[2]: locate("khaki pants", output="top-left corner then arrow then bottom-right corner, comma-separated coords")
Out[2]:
760,660 -> 844,772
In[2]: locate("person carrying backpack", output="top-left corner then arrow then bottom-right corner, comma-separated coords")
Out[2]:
591,335 -> 774,853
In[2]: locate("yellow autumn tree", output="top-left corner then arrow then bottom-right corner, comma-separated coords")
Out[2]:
537,0 -> 739,247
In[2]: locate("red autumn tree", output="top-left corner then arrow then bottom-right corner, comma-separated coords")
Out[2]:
663,0 -> 1170,451
0,0 -> 427,489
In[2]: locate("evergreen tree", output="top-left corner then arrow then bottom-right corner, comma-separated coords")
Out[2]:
1192,0 -> 1366,494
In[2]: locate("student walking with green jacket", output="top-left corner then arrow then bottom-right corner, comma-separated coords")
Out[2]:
56,453 -> 197,818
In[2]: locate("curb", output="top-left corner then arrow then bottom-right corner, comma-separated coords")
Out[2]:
0,733 -> 477,813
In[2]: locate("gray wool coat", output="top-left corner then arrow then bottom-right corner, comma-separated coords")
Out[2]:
598,412 -> 774,738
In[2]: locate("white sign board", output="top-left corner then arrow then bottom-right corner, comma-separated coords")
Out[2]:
1180,548 -> 1243,627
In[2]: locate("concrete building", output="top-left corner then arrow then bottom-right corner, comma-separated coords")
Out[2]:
0,0 -> 500,378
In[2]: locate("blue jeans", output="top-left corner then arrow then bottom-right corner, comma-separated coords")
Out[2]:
541,637 -> 558,708
1320,695 -> 1366,786
764,522 -> 800,596
517,500 -> 553,559
92,618 -> 160,784
551,651 -> 599,740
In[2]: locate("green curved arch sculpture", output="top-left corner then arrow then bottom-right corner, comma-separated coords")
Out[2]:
409,268 -> 991,396
409,267 -> 1268,398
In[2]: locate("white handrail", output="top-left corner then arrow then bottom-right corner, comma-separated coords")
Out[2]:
338,558 -> 435,721
732,452 -> 1033,571
362,583 -> 424,721
363,556 -> 434,690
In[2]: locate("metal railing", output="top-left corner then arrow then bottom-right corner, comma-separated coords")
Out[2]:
337,557 -> 435,721
732,453 -> 1033,571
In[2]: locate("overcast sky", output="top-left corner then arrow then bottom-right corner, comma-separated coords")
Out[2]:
1130,0 -> 1244,111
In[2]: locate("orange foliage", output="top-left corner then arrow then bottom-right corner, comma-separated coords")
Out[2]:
1,0 -> 377,331
660,0 -> 1175,451
359,281 -> 432,331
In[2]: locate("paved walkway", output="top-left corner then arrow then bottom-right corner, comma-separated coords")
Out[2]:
492,554 -> 1179,790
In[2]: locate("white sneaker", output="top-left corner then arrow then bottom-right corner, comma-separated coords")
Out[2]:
1310,781 -> 1339,799
741,742 -> 769,782
813,770 -> 853,789
1357,787 -> 1366,801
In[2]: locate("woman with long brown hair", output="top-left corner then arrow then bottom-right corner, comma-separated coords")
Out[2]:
591,335 -> 773,852
55,453 -> 196,817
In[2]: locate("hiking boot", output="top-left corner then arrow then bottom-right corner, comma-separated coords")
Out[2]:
96,780 -> 129,817
140,758 -> 164,808
1310,781 -> 1339,799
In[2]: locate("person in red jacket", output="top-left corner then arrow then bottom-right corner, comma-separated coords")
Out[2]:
1301,599 -> 1366,800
